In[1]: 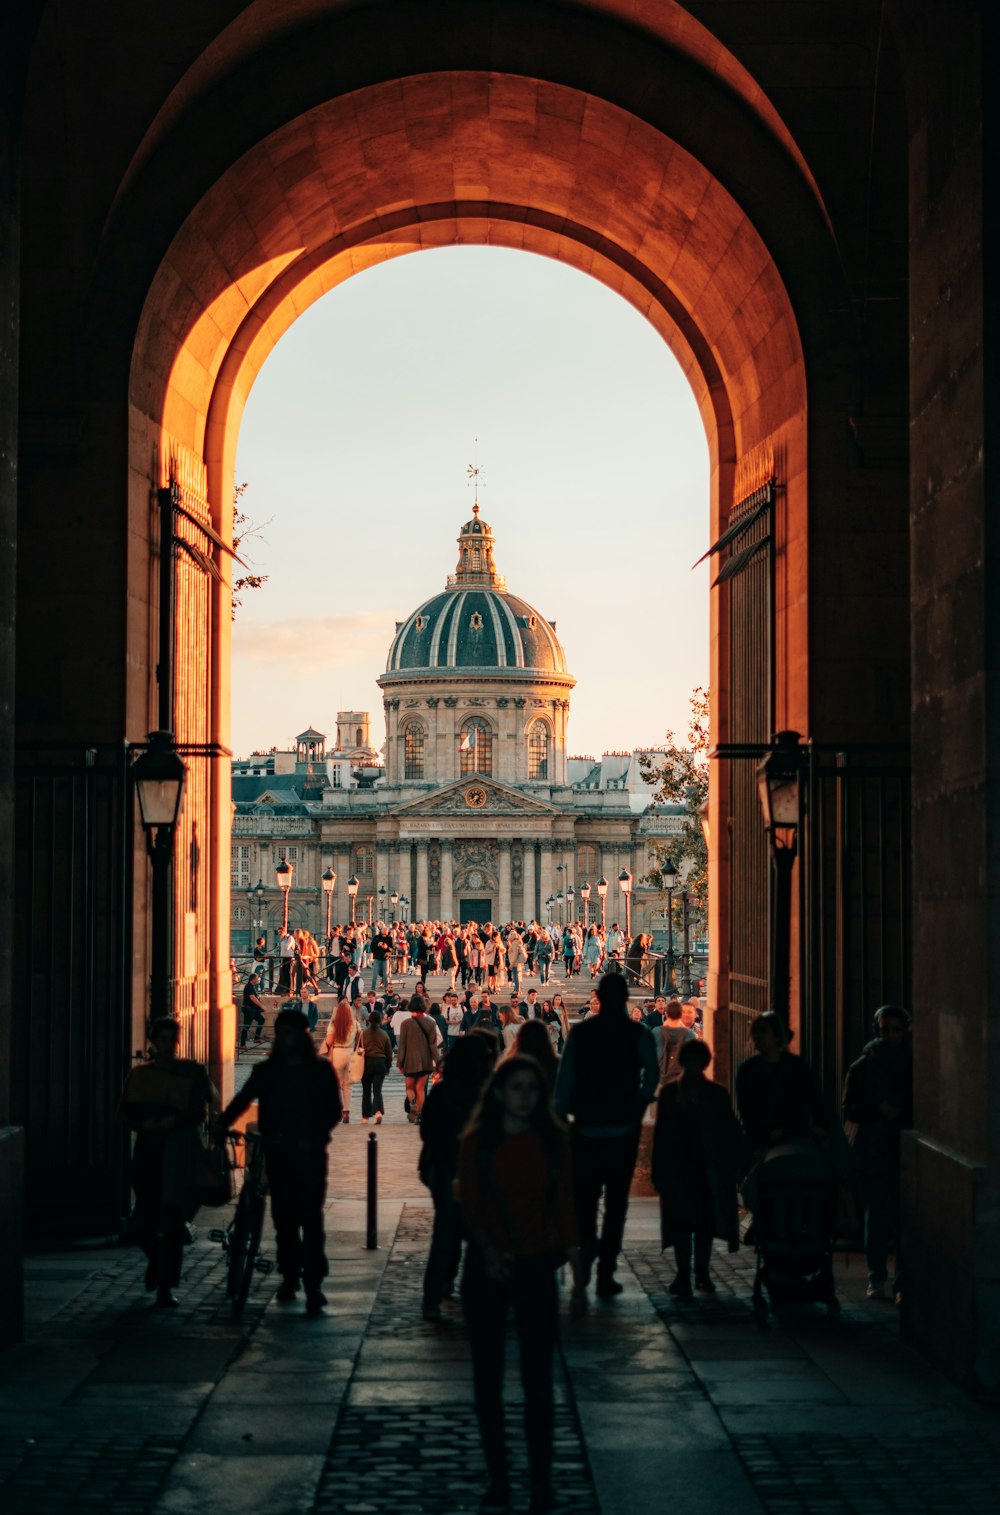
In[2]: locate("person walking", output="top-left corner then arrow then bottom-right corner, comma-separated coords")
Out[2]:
554,972 -> 658,1298
119,1017 -> 215,1307
659,999 -> 697,1086
535,929 -> 553,986
217,1007 -> 341,1314
396,994 -> 441,1122
458,1055 -> 587,1515
240,972 -> 267,1047
582,926 -> 603,979
323,998 -> 361,1123
842,1004 -> 912,1302
652,1039 -> 741,1297
418,1035 -> 493,1320
370,922 -> 394,995
360,1008 -> 393,1125
506,929 -> 527,994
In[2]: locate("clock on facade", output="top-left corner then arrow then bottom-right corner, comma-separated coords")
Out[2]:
465,785 -> 488,809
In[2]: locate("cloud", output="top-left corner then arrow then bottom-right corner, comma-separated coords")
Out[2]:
232,613 -> 392,672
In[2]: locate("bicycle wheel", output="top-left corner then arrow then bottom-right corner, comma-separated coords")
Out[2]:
226,1194 -> 251,1302
234,1190 -> 265,1313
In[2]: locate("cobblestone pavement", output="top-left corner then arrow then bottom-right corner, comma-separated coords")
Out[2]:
5,1075 -> 1000,1513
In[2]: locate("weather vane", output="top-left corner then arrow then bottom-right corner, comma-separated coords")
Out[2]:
466,438 -> 485,512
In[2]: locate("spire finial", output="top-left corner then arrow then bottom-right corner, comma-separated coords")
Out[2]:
466,438 -> 484,507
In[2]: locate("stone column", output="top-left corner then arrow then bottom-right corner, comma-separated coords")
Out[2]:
415,842 -> 429,923
440,842 -> 454,921
498,842 -> 513,924
539,840 -> 554,918
522,840 -> 537,923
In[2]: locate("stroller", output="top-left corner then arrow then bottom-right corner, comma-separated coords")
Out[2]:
748,1139 -> 840,1320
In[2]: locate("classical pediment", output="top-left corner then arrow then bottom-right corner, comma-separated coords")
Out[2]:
390,778 -> 560,817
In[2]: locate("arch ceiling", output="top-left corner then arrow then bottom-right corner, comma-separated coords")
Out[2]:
132,73 -> 802,516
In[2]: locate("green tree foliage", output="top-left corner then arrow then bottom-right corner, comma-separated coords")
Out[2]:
231,481 -> 270,618
639,687 -> 709,919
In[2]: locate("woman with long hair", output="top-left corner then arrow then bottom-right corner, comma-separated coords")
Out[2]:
550,992 -> 570,1047
458,1055 -> 586,1515
419,1035 -> 493,1320
360,1008 -> 393,1125
324,998 -> 360,1122
513,1019 -> 559,1090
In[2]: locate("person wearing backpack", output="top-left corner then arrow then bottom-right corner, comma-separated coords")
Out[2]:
396,995 -> 442,1123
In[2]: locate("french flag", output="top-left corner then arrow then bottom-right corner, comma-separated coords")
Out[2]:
459,728 -> 477,752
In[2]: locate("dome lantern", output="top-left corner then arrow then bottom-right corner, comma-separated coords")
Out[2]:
450,502 -> 505,590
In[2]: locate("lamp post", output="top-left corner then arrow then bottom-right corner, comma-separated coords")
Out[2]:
275,858 -> 293,933
378,884 -> 387,922
680,890 -> 693,996
596,875 -> 608,930
546,894 -> 555,924
580,879 -> 591,929
400,894 -> 409,922
567,884 -> 575,920
391,888 -> 399,923
617,868 -> 633,943
757,730 -> 803,1024
245,887 -> 256,954
132,730 -> 187,1026
661,857 -> 678,991
321,866 -> 336,947
347,873 -> 359,925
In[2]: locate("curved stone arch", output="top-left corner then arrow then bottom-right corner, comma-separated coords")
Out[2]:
455,867 -> 499,897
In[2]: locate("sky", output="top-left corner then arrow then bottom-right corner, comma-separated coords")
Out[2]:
232,245 -> 710,762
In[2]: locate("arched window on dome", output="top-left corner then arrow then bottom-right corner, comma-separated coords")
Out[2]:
460,717 -> 493,777
403,720 -> 426,780
527,721 -> 549,781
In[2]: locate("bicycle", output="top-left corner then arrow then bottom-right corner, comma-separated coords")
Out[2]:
209,1124 -> 273,1312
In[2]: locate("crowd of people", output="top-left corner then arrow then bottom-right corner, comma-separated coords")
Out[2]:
122,971 -> 912,1515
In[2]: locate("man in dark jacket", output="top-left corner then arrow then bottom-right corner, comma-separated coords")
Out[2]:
842,1004 -> 912,1302
554,973 -> 658,1297
217,1008 -> 342,1314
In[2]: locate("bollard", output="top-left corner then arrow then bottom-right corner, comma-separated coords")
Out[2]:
366,1132 -> 378,1250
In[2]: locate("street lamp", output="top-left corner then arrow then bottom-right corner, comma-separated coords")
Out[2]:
347,873 -> 359,925
545,894 -> 555,924
661,858 -> 678,992
617,867 -> 633,942
567,884 -> 575,919
378,883 -> 387,921
391,888 -> 399,922
275,858 -> 293,933
132,730 -> 187,1026
757,730 -> 804,1023
579,879 -> 591,929
596,875 -> 608,929
321,866 -> 336,946
400,894 -> 409,922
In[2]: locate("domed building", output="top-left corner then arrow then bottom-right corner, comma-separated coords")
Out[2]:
230,508 -> 682,936
379,505 -> 574,791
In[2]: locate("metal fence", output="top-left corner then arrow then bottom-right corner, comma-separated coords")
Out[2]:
13,744 -> 132,1236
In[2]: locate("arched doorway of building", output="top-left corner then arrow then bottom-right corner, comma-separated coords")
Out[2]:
13,4 -> 910,1257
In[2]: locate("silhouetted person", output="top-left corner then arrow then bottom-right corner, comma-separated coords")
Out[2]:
652,1039 -> 741,1297
217,1007 -> 341,1314
419,1034 -> 493,1319
119,1017 -> 215,1308
843,1004 -> 912,1302
554,972 -> 658,1297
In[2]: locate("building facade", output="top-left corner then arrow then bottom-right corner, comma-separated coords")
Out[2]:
231,508 -> 683,946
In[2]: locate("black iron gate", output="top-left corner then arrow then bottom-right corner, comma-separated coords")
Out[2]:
13,744 -> 132,1236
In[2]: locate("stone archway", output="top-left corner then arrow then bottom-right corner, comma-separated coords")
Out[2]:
124,65 -> 832,1102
